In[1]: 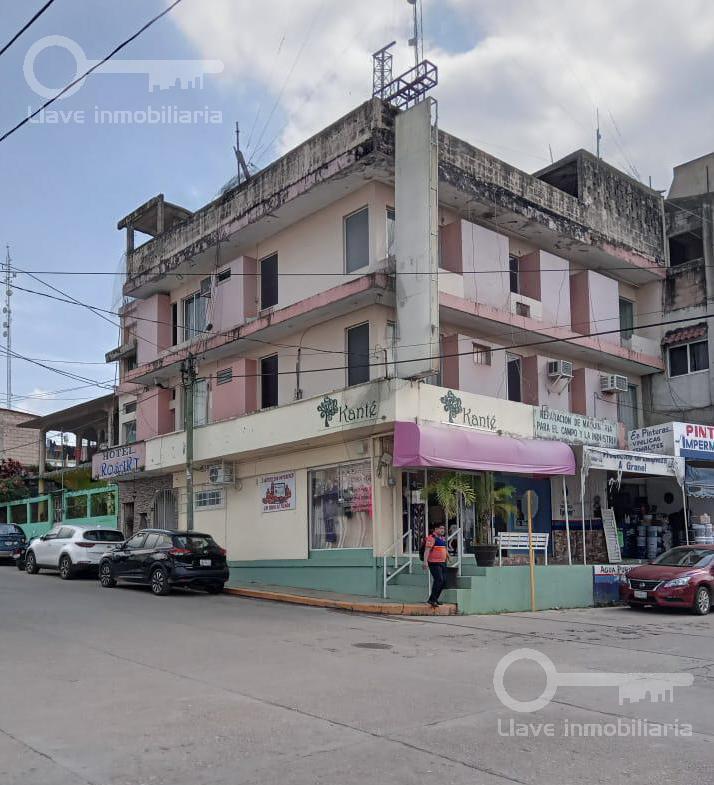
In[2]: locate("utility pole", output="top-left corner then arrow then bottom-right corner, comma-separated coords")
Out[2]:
595,107 -> 602,159
181,355 -> 196,530
2,246 -> 13,409
233,122 -> 251,185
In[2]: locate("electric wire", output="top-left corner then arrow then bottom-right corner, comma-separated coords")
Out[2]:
0,0 -> 57,58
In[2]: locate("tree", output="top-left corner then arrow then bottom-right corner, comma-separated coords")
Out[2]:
0,458 -> 30,503
473,473 -> 517,545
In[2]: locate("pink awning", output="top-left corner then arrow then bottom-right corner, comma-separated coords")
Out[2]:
393,421 -> 576,475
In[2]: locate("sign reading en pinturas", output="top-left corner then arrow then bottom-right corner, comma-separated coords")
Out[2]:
629,422 -> 714,461
91,442 -> 145,480
534,407 -> 618,448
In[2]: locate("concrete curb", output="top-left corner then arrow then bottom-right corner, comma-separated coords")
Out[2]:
223,587 -> 457,615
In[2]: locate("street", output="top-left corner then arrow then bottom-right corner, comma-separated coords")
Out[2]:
1,568 -> 713,785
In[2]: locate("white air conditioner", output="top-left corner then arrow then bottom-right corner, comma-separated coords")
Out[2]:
208,462 -> 235,485
547,360 -> 574,379
600,374 -> 629,394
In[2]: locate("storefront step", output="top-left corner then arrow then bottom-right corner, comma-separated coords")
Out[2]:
224,585 -> 457,615
388,571 -> 474,590
385,584 -> 463,606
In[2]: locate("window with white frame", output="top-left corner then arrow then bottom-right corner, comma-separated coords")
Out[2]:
618,384 -> 639,433
194,488 -> 224,509
669,340 -> 709,377
182,292 -> 207,340
386,207 -> 395,259
122,420 -> 136,444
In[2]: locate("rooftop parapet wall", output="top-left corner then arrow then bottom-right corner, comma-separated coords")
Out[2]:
125,99 -> 396,293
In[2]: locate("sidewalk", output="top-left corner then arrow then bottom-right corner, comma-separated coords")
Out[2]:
224,583 -> 457,615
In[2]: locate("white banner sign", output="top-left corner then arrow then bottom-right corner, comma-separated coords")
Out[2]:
628,423 -> 674,454
583,447 -> 684,481
535,407 -> 618,447
260,472 -> 296,513
629,422 -> 714,461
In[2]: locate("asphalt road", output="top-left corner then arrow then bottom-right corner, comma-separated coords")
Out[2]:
1,566 -> 713,785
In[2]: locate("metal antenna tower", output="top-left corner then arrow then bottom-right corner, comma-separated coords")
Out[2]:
372,41 -> 396,99
407,0 -> 423,67
2,246 -> 13,410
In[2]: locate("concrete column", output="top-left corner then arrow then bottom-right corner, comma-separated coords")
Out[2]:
126,226 -> 135,254
38,429 -> 47,494
157,199 -> 165,234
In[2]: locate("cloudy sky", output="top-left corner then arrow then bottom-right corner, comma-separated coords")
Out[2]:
0,0 -> 712,415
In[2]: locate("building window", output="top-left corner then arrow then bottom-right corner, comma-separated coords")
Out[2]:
171,302 -> 178,345
386,207 -> 395,259
619,298 -> 634,341
195,488 -> 224,509
192,379 -> 209,426
669,231 -> 704,267
509,255 -> 520,294
124,355 -> 137,374
122,420 -> 136,444
260,253 -> 278,309
217,267 -> 231,284
386,321 -> 397,378
261,354 -> 279,409
347,322 -> 370,387
217,367 -> 233,385
473,343 -> 492,365
669,340 -> 709,377
182,292 -> 207,340
506,353 -> 522,402
618,384 -> 639,433
123,401 -> 137,414
345,206 -> 369,273
309,460 -> 372,549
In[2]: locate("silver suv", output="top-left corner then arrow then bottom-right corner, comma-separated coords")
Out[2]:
25,524 -> 125,579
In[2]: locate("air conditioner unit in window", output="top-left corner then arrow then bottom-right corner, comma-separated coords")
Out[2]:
600,374 -> 629,394
547,360 -> 574,379
208,462 -> 235,485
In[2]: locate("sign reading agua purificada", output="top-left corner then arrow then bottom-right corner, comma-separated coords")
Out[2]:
317,394 -> 379,428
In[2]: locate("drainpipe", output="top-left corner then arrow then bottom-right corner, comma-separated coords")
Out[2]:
294,348 -> 303,400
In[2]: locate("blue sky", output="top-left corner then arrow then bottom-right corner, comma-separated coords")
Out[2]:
1,0 -> 712,415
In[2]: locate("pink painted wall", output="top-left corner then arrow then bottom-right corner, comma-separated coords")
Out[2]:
539,251 -> 570,327
211,358 -> 258,421
460,221 -> 511,308
440,222 -> 462,273
134,294 -> 172,365
454,334 -> 508,398
441,334 -> 460,388
535,356 -> 572,410
518,252 -> 541,301
569,270 -> 618,345
136,387 -> 173,442
521,355 -> 539,405
570,367 -> 618,420
209,256 -> 257,332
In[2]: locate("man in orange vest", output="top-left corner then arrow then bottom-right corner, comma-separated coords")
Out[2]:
423,524 -> 449,608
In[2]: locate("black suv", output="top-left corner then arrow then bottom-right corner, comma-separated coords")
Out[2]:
98,529 -> 229,596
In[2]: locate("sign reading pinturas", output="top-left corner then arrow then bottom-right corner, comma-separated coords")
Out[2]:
629,422 -> 714,461
534,407 -> 618,447
91,442 -> 145,480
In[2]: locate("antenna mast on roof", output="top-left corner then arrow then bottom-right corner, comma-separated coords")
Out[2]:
2,246 -> 13,410
407,0 -> 423,67
233,122 -> 251,185
596,108 -> 602,159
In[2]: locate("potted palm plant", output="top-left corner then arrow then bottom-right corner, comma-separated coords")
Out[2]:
472,473 -> 517,566
421,472 -> 476,525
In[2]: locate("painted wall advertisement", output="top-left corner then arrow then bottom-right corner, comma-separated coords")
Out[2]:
91,442 -> 145,480
629,422 -> 714,461
535,407 -> 618,447
260,472 -> 296,513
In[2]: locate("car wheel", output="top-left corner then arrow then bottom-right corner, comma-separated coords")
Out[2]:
150,566 -> 171,596
98,561 -> 117,588
693,586 -> 711,615
25,551 -> 39,574
205,583 -> 224,595
16,558 -> 25,571
59,555 -> 74,580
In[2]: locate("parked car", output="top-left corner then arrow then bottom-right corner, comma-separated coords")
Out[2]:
13,537 -> 36,570
0,523 -> 27,563
620,545 -> 714,615
25,524 -> 126,578
98,529 -> 229,596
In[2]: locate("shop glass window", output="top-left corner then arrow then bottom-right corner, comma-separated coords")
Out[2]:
669,340 -> 709,377
10,503 -> 27,524
346,322 -> 370,387
506,353 -> 522,402
261,354 -> 279,409
345,207 -> 369,273
260,253 -> 278,309
310,460 -> 373,550
90,491 -> 116,517
182,292 -> 207,340
66,496 -> 88,520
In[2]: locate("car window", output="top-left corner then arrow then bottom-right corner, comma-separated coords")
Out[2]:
125,533 -> 147,550
42,527 -> 60,541
0,524 -> 23,535
143,533 -> 160,549
653,547 -> 714,566
83,529 -> 125,542
57,527 -> 75,539
155,534 -> 173,548
172,534 -> 221,554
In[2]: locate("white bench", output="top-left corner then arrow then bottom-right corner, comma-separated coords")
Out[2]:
497,532 -> 549,565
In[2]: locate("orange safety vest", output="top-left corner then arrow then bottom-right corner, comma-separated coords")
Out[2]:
425,534 -> 448,563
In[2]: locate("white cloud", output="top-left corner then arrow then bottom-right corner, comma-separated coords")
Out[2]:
172,0 -> 714,188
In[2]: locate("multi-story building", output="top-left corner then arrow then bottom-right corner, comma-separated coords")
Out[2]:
106,98 -> 668,600
1,407 -> 40,467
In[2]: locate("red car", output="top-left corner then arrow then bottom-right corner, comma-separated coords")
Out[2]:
621,545 -> 714,615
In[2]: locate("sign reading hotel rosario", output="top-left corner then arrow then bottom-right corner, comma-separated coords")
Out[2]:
534,406 -> 618,448
91,442 -> 146,480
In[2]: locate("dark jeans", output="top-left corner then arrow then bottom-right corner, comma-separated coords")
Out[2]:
428,562 -> 447,604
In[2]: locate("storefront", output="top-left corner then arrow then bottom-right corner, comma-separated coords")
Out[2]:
581,446 -> 686,563
629,422 -> 714,545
